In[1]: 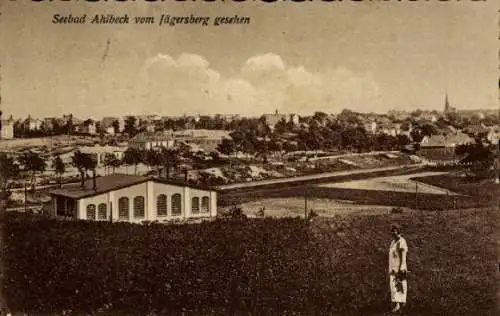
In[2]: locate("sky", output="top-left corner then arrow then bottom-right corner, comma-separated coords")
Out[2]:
0,1 -> 497,119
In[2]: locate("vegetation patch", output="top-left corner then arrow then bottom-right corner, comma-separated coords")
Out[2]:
3,209 -> 499,315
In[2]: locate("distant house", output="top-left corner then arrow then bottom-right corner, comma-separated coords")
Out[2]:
50,174 -> 217,223
388,110 -> 410,121
43,117 -> 58,132
0,113 -> 14,139
23,116 -> 43,131
79,145 -> 126,166
262,110 -> 299,129
77,120 -> 97,135
419,132 -> 475,161
101,117 -> 125,133
418,112 -> 438,122
173,129 -> 232,153
487,126 -> 500,146
377,123 -> 402,137
463,124 -> 489,137
136,114 -> 162,124
145,123 -> 156,133
129,131 -> 175,150
61,115 -> 81,132
103,126 -> 115,135
219,114 -> 240,122
420,132 -> 474,149
363,121 -> 377,134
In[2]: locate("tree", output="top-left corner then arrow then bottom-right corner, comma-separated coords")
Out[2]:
19,151 -> 47,192
103,153 -> 121,175
341,127 -> 370,152
396,134 -> 411,149
420,123 -> 439,137
124,116 -> 137,137
410,126 -> 424,144
72,151 -> 95,187
52,155 -> 65,188
65,114 -> 74,136
144,149 -> 161,176
241,139 -> 256,154
123,148 -> 142,175
217,139 -> 236,156
459,142 -> 494,180
112,120 -> 120,134
274,118 -> 289,134
410,109 -> 423,117
255,139 -> 269,164
0,154 -> 19,200
374,134 -> 397,151
159,148 -> 180,179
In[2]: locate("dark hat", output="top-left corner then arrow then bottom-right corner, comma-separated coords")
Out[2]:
391,223 -> 402,232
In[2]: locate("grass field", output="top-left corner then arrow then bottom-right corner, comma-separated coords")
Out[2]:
221,197 -> 398,218
317,172 -> 459,195
4,208 -> 499,316
413,172 -> 500,199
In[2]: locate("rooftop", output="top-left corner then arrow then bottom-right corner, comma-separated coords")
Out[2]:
51,174 -> 215,199
420,132 -> 474,147
130,131 -> 174,143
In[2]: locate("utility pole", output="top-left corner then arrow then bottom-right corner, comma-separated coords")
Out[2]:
304,183 -> 308,220
415,181 -> 418,209
24,182 -> 27,213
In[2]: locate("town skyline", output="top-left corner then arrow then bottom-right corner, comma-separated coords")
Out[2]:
0,2 -> 497,119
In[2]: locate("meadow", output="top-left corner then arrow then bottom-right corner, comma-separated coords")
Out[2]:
3,207 -> 499,316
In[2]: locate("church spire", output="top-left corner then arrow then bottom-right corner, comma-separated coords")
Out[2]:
444,92 -> 450,113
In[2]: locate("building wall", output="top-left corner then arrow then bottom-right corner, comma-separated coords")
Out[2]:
69,181 -> 216,223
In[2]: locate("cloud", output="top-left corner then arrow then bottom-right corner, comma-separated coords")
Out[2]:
136,52 -> 380,116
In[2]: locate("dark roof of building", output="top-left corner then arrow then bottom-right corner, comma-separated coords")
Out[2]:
51,174 -> 215,199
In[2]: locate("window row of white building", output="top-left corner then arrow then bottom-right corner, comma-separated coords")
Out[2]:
84,194 -> 211,220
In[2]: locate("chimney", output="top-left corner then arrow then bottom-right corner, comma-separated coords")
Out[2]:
184,169 -> 188,182
92,169 -> 97,190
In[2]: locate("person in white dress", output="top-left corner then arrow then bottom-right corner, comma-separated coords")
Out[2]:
389,224 -> 408,313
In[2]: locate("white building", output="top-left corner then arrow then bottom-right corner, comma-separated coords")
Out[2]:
0,113 -> 14,139
173,129 -> 232,152
50,174 -> 217,223
101,117 -> 125,133
77,121 -> 97,135
24,116 -> 43,131
129,131 -> 175,150
79,145 -> 126,165
262,110 -> 299,129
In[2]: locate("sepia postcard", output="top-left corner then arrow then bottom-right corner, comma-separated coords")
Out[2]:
0,1 -> 498,315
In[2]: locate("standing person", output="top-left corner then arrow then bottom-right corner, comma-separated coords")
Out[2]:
389,224 -> 408,314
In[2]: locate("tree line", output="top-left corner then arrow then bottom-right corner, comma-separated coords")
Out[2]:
0,147 -> 183,193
